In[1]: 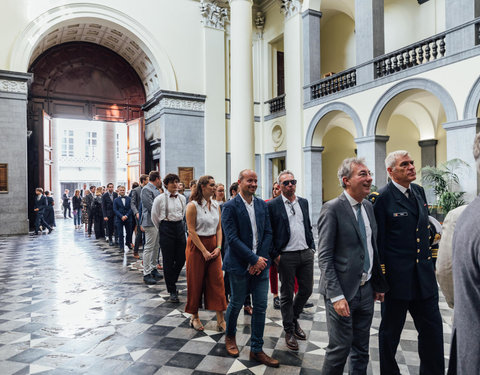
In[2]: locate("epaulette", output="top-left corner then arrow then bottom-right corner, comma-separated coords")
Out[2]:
367,191 -> 380,204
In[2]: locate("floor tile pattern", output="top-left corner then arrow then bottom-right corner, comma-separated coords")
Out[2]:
0,220 -> 452,374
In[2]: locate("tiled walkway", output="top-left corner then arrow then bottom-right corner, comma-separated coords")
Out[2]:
0,220 -> 452,374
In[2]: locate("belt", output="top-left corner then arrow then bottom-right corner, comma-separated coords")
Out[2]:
281,248 -> 311,254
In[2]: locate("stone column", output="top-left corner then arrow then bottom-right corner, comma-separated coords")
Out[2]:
355,135 -> 389,189
443,118 -> 479,201
200,1 -> 228,183
354,0 -> 384,84
51,117 -> 61,210
304,146 -> 324,223
102,122 -> 117,186
229,0 -> 254,181
282,0 -> 305,193
418,139 -> 438,168
302,9 -> 322,102
445,0 -> 480,55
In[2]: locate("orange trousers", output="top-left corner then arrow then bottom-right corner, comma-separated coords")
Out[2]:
185,235 -> 227,314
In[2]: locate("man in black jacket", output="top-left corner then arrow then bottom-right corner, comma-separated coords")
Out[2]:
102,183 -> 118,246
267,170 -> 315,351
62,189 -> 72,218
33,188 -> 53,235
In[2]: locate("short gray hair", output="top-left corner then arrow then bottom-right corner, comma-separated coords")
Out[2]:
474,133 -> 480,174
277,170 -> 295,185
338,157 -> 367,188
385,150 -> 409,170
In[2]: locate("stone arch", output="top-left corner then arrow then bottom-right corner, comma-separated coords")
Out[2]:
464,75 -> 480,119
367,78 -> 458,136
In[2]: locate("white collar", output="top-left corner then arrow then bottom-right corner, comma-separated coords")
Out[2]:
282,193 -> 297,205
392,180 -> 410,194
343,191 -> 363,206
239,192 -> 254,207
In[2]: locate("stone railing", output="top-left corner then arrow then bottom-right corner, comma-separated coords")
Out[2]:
265,94 -> 285,114
310,69 -> 357,100
374,34 -> 446,78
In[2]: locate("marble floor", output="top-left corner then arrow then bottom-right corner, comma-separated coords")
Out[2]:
0,220 -> 453,375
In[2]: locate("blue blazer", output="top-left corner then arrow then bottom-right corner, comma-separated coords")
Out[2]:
222,194 -> 273,275
113,196 -> 133,223
34,195 -> 48,213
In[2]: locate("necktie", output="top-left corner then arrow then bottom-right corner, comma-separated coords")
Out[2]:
356,203 -> 370,273
405,188 -> 415,202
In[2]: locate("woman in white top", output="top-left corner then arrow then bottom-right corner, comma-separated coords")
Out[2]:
185,175 -> 227,331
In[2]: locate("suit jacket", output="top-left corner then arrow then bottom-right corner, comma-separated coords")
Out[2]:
62,193 -> 70,207
113,196 -> 133,223
83,193 -> 94,213
222,194 -> 273,275
34,195 -> 48,214
140,182 -> 160,227
373,181 -> 436,300
317,192 -> 387,301
130,185 -> 142,216
267,195 -> 315,259
101,191 -> 118,218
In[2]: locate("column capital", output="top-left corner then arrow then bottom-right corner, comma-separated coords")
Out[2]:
199,0 -> 229,31
254,11 -> 265,38
0,70 -> 32,95
354,135 -> 390,144
442,118 -> 480,131
280,0 -> 302,18
303,145 -> 324,153
418,139 -> 438,147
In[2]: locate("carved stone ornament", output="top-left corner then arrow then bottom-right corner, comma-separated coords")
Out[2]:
199,0 -> 229,30
255,11 -> 265,32
0,79 -> 28,94
272,123 -> 285,149
279,0 -> 302,18
145,98 -> 205,120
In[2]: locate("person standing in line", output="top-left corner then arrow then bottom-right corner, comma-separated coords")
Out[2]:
151,174 -> 187,303
102,183 -> 118,246
131,174 -> 149,259
373,150 -> 444,375
44,191 -> 56,228
92,187 -> 105,240
113,186 -> 133,252
62,189 -> 72,218
184,175 -> 226,330
268,170 -> 315,351
33,188 -> 53,235
140,171 -> 164,285
84,186 -> 96,237
222,169 -> 279,368
72,189 -> 82,230
214,183 -> 226,204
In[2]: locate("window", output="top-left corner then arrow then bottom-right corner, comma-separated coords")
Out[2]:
0,164 -> 7,193
85,131 -> 97,158
62,130 -> 74,157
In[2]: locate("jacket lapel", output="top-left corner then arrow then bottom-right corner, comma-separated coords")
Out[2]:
339,193 -> 364,245
254,197 -> 263,244
235,195 -> 252,238
277,196 -> 291,237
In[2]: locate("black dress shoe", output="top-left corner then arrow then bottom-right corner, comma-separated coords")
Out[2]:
127,244 -> 133,250
294,320 -> 306,340
143,274 -> 157,285
273,296 -> 280,310
285,331 -> 299,351
304,301 -> 314,308
109,241 -> 114,246
48,228 -> 53,234
151,269 -> 163,280
168,292 -> 180,303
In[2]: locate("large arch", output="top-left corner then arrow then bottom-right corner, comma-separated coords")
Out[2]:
464,75 -> 480,119
9,3 -> 176,96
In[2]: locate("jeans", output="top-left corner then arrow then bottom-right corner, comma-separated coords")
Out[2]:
73,209 -> 81,225
225,270 -> 269,353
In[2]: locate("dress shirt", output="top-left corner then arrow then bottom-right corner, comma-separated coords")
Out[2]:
282,194 -> 309,252
239,193 -> 258,254
108,192 -> 114,202
392,180 -> 410,198
151,192 -> 186,228
192,199 -> 219,236
121,197 -> 126,206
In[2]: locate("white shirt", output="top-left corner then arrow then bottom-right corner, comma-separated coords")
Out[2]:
121,197 -> 126,206
282,194 -> 309,252
151,192 -> 186,228
392,180 -> 410,198
191,199 -> 219,236
239,193 -> 258,254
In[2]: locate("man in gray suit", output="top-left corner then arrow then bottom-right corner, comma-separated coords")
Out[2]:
131,174 -> 149,258
140,171 -> 163,285
318,157 -> 388,374
451,132 -> 480,375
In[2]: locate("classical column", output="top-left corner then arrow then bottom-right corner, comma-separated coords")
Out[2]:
354,0 -> 384,84
102,122 -> 117,186
51,118 -> 61,210
304,146 -> 324,223
443,119 -> 479,200
282,0 -> 305,193
200,0 -> 228,182
229,0 -> 254,181
445,0 -> 480,55
302,8 -> 322,102
355,135 -> 389,188
418,139 -> 438,168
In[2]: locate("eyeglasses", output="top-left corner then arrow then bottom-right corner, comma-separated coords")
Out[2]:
282,179 -> 297,187
358,171 -> 373,178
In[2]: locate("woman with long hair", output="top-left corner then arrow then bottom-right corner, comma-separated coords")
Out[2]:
72,189 -> 82,229
214,183 -> 226,204
185,175 -> 227,331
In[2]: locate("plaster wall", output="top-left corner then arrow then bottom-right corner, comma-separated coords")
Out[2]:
385,115 -> 422,169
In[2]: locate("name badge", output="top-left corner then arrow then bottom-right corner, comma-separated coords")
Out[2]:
393,212 -> 408,217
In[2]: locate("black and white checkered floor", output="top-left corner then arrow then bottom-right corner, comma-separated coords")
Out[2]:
0,220 -> 452,374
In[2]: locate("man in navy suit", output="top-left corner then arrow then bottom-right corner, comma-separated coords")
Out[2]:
267,170 -> 315,351
113,186 -> 133,252
222,169 -> 279,368
102,182 -> 118,246
373,150 -> 444,375
33,187 -> 53,235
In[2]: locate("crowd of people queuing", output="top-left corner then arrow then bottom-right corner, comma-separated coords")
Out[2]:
30,138 -> 480,374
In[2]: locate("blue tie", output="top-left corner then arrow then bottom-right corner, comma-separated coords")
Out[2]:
356,203 -> 370,273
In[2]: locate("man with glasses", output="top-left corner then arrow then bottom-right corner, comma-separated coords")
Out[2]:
267,170 -> 315,351
318,158 -> 387,374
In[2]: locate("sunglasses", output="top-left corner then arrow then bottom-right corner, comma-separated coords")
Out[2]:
282,179 -> 297,187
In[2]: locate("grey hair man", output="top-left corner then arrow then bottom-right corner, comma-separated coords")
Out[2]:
318,157 -> 387,374
450,133 -> 480,375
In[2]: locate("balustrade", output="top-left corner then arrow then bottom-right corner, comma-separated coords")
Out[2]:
265,94 -> 285,114
310,69 -> 356,100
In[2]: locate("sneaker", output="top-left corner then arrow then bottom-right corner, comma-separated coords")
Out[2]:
143,274 -> 156,285
273,296 -> 280,310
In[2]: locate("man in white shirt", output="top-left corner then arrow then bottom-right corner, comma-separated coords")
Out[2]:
151,173 -> 187,303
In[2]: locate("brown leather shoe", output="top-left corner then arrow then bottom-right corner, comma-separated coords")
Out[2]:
244,305 -> 253,315
294,320 -> 306,340
249,351 -> 280,368
225,335 -> 239,357
285,331 -> 299,351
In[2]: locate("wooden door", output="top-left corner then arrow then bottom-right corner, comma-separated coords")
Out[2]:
43,111 -> 53,191
126,117 -> 145,190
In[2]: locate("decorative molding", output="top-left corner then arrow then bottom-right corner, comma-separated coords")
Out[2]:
200,0 -> 229,31
271,123 -> 284,149
255,11 -> 265,37
143,90 -> 206,121
0,79 -> 28,94
279,0 -> 302,18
